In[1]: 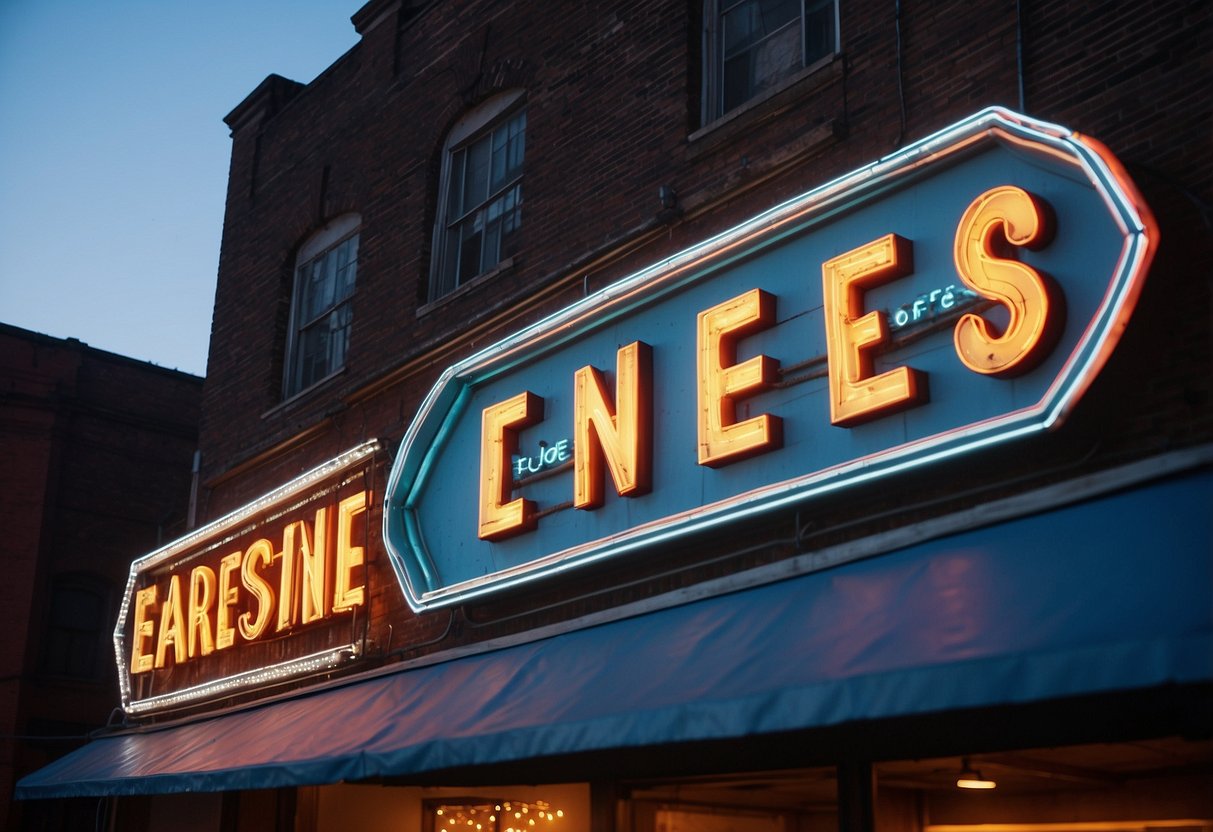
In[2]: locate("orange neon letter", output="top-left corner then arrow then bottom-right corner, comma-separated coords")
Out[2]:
300,508 -> 332,622
215,551 -> 241,650
130,585 -> 158,674
276,521 -> 299,632
697,289 -> 783,467
574,341 -> 653,509
953,185 -> 1060,375
478,391 -> 543,540
333,493 -> 367,611
239,538 -> 276,641
187,565 -> 216,659
822,233 -> 925,426
154,574 -> 187,669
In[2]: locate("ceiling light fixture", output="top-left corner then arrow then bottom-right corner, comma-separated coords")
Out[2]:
956,757 -> 997,790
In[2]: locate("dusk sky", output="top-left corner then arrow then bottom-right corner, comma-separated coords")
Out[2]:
0,1 -> 366,377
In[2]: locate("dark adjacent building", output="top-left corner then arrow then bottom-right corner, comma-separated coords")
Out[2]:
0,325 -> 202,829
16,1 -> 1211,830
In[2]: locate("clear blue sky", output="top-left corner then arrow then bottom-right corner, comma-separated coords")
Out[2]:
0,1 -> 365,377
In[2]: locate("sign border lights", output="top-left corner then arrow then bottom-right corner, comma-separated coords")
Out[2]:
383,108 -> 1157,611
114,440 -> 380,715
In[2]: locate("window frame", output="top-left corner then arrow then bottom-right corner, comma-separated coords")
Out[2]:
283,213 -> 361,398
701,0 -> 840,125
39,573 -> 111,681
428,90 -> 527,302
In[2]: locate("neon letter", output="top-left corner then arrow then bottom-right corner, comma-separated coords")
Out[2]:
239,538 -> 275,641
953,185 -> 1060,375
333,493 -> 366,611
186,565 -> 216,659
697,289 -> 782,467
822,233 -> 925,426
215,551 -> 241,650
130,585 -> 158,674
154,574 -> 187,669
478,391 -> 543,540
574,341 -> 653,509
276,521 -> 298,632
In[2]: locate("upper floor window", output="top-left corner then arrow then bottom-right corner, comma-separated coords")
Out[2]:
285,213 -> 360,396
430,91 -> 526,301
703,0 -> 838,123
41,574 -> 110,680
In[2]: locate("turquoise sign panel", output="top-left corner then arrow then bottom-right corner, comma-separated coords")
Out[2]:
383,108 -> 1156,610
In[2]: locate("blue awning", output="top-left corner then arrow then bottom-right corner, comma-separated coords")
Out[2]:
17,465 -> 1212,798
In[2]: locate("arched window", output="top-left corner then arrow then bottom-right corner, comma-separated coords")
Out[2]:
41,574 -> 110,680
285,213 -> 361,396
430,90 -> 526,301
702,0 -> 838,123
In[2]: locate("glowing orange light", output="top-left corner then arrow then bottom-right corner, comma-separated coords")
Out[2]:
573,341 -> 653,509
153,574 -> 187,669
333,492 -> 367,610
293,511 -> 330,624
237,538 -> 276,641
697,288 -> 783,467
822,233 -> 925,426
129,585 -> 158,674
953,185 -> 1060,376
186,565 -> 216,659
479,391 -> 543,540
215,551 -> 241,650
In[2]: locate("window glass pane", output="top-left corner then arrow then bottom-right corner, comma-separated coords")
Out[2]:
440,226 -> 462,295
722,4 -> 801,112
336,238 -> 358,300
462,135 -> 491,218
722,0 -> 799,57
458,216 -> 484,286
804,0 -> 835,63
447,148 -> 466,221
490,123 -> 510,193
507,111 -> 526,177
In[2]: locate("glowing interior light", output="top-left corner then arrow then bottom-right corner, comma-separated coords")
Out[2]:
956,758 -> 997,789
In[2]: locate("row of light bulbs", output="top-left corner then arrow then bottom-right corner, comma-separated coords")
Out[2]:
435,801 -> 563,832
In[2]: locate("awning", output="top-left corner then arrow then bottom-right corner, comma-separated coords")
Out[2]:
17,465 -> 1212,798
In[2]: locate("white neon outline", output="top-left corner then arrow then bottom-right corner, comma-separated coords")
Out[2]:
114,440 -> 380,714
383,107 -> 1156,611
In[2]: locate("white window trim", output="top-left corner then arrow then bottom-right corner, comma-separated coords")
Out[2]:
283,212 -> 361,398
428,89 -> 526,301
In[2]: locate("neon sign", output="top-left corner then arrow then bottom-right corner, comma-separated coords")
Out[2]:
383,109 -> 1156,610
887,284 -> 979,330
513,439 -> 573,479
114,441 -> 380,714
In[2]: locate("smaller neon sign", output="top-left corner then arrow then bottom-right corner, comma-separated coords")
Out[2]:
513,439 -> 573,480
888,284 -> 980,330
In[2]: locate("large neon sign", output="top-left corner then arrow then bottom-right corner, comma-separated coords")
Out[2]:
383,109 -> 1156,610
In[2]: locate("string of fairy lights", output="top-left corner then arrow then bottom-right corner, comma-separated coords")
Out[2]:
434,801 -> 563,832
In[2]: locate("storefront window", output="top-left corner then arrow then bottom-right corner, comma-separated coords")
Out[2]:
873,739 -> 1213,832
626,768 -> 838,832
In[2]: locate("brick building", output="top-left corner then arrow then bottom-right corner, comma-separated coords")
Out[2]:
17,1 -> 1211,830
0,324 -> 202,829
